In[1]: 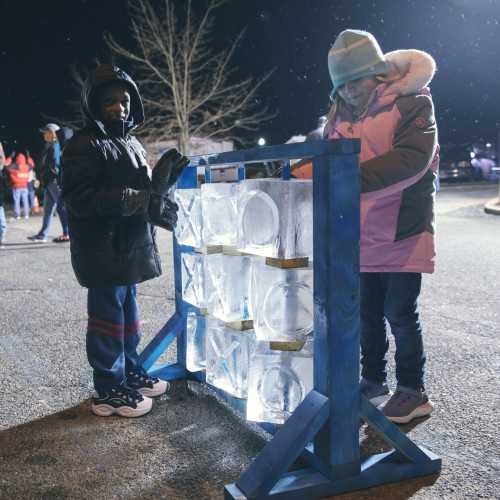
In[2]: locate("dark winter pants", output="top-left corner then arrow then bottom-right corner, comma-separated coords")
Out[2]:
39,180 -> 69,238
87,285 -> 142,393
360,272 -> 426,390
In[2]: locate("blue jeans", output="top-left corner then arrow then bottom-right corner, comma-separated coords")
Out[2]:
87,285 -> 142,392
360,272 -> 426,390
12,188 -> 29,218
0,206 -> 6,241
39,180 -> 69,238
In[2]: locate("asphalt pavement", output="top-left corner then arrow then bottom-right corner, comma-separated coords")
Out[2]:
0,182 -> 499,499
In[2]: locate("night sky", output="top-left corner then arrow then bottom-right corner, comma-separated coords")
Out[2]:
1,0 -> 500,155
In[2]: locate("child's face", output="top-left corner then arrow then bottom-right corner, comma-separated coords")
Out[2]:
337,76 -> 379,112
97,83 -> 131,122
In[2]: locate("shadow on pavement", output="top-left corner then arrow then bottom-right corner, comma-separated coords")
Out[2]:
329,416 -> 439,500
0,381 -> 265,500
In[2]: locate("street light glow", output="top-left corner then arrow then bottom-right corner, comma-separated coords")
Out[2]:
258,137 -> 266,146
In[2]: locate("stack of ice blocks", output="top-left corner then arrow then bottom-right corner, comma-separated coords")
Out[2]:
177,177 -> 314,421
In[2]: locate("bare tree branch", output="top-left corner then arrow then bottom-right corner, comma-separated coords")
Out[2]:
105,0 -> 275,153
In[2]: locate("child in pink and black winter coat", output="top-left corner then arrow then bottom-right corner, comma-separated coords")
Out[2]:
324,30 -> 439,424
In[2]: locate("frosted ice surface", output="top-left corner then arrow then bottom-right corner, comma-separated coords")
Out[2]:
201,182 -> 239,246
205,318 -> 256,398
204,253 -> 256,322
250,261 -> 313,342
186,311 -> 206,372
237,179 -> 313,259
181,252 -> 205,308
174,188 -> 203,247
246,339 -> 314,424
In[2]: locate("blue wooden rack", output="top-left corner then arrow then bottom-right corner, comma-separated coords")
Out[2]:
139,140 -> 441,499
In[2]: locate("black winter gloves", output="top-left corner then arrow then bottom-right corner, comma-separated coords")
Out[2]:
148,148 -> 189,231
152,149 -> 190,195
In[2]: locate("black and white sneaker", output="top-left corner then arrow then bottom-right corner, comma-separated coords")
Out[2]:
127,369 -> 169,397
91,385 -> 153,418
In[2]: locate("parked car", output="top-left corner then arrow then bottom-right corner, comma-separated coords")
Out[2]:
470,142 -> 499,181
439,144 -> 475,182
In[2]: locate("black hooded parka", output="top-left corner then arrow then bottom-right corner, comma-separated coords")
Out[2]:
62,66 -> 162,288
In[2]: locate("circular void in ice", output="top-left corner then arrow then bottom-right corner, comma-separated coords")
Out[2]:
262,282 -> 313,340
257,364 -> 304,417
239,190 -> 279,246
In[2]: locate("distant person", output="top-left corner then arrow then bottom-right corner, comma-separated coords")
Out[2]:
0,142 -> 6,247
25,151 -> 40,213
311,30 -> 439,424
6,153 -> 32,220
28,123 -> 70,242
62,65 -> 188,418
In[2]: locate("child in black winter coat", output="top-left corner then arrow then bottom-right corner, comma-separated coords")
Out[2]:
62,65 -> 188,417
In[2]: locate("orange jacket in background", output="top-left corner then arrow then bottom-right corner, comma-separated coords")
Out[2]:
8,154 -> 32,189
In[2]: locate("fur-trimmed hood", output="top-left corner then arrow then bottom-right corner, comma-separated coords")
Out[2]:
380,49 -> 437,97
325,49 -> 437,126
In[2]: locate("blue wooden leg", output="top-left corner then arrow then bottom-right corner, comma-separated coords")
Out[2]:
359,395 -> 432,463
312,153 -> 361,480
234,390 -> 329,499
139,313 -> 183,371
148,362 -> 187,381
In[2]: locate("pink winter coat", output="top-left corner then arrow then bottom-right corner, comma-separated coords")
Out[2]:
324,49 -> 439,274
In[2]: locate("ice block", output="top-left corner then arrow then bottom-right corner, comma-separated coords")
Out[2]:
204,252 -> 256,322
174,188 -> 203,248
181,251 -> 206,308
246,339 -> 314,424
237,179 -> 313,259
250,260 -> 313,342
205,318 -> 256,398
186,311 -> 206,372
201,182 -> 239,246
